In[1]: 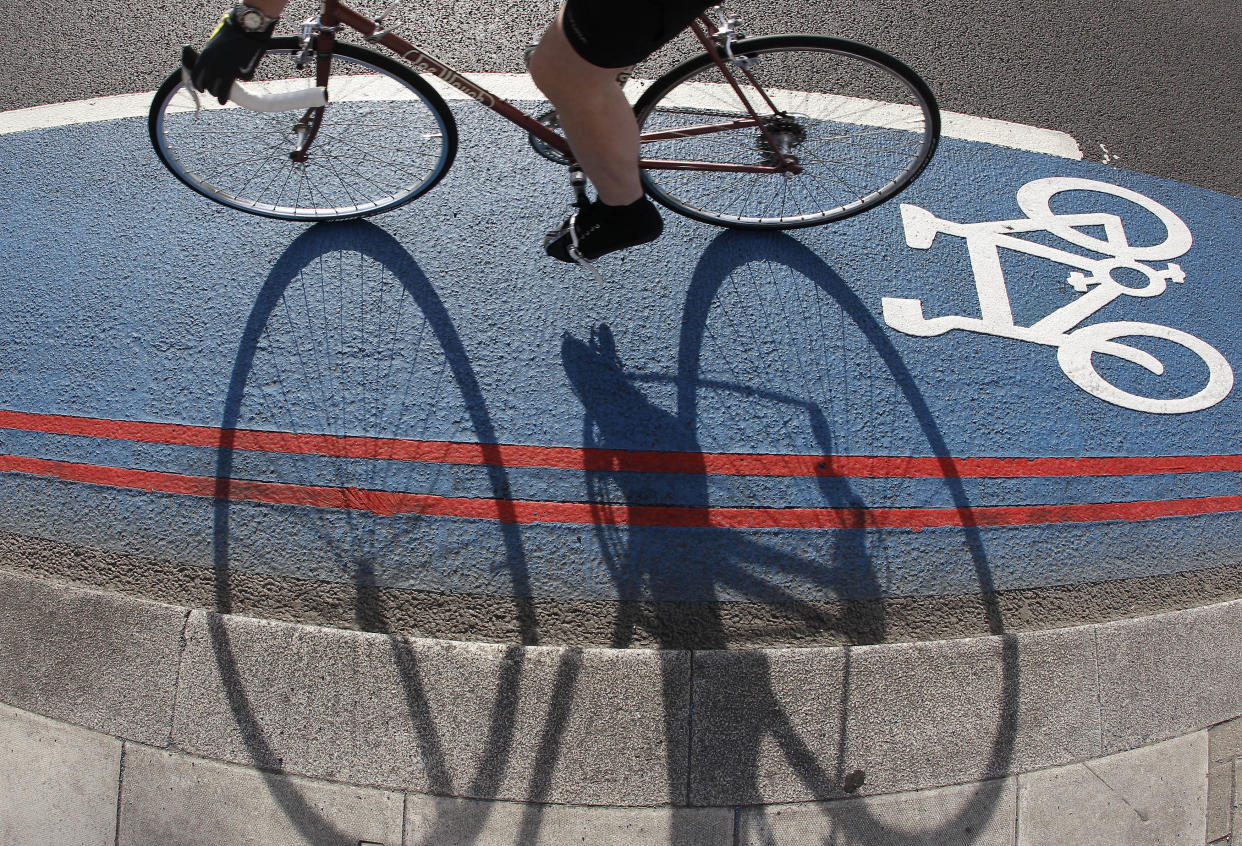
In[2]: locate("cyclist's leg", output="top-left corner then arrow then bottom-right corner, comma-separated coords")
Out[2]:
529,0 -> 712,262
528,7 -> 643,206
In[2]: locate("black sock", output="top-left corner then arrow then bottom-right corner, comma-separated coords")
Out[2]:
546,196 -> 663,262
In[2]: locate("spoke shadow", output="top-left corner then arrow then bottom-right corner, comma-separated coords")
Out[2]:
563,229 -> 1017,843
208,221 -> 567,844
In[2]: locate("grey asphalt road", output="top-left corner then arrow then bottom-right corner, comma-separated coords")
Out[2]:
4,0 -> 1240,196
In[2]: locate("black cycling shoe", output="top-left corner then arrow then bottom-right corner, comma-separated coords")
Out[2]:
544,196 -> 664,264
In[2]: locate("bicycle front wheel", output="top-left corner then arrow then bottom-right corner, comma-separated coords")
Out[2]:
149,39 -> 458,222
635,35 -> 939,229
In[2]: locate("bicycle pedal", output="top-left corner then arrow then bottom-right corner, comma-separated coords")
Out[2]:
568,247 -> 609,284
568,167 -> 590,208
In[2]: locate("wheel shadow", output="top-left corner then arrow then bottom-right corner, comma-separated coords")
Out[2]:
562,229 -> 1017,843
208,221 -> 568,845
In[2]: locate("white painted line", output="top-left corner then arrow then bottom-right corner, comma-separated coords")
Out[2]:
0,93 -> 155,135
940,111 -> 1083,160
0,72 -> 1082,159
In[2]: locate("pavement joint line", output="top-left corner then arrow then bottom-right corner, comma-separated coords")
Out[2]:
400,789 -> 410,846
114,740 -> 127,846
165,608 -> 193,753
1014,774 -> 1022,845
0,76 -> 1083,159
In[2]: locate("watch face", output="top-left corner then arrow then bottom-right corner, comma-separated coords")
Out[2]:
237,9 -> 265,30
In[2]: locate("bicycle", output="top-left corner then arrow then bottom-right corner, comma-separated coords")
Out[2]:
148,2 -> 940,229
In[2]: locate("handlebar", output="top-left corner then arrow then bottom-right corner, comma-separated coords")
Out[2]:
180,45 -> 328,113
227,83 -> 327,112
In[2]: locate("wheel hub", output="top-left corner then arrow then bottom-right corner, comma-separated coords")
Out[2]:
756,115 -> 807,167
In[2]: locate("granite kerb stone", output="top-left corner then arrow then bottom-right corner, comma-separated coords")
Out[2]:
4,566 -> 1242,810
688,624 -> 1102,805
170,608 -> 692,806
1097,598 -> 1242,754
0,567 -> 187,745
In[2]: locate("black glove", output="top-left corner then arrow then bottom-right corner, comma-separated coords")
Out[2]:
186,12 -> 276,105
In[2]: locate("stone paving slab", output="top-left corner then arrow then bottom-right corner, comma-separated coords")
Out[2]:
689,626 -> 1100,804
1213,717 -> 1242,765
0,699 -> 1231,845
1097,600 -> 1242,754
172,609 -> 689,805
1016,731 -> 1208,846
117,742 -> 405,846
1208,716 -> 1241,845
735,778 -> 1017,845
1235,757 -> 1240,842
0,568 -> 186,744
404,795 -> 733,846
0,702 -> 121,846
1209,761 -> 1234,843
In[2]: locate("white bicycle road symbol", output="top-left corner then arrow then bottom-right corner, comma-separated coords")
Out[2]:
882,177 -> 1235,414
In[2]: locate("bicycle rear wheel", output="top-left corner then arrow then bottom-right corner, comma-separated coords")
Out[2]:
149,38 -> 458,222
634,35 -> 939,229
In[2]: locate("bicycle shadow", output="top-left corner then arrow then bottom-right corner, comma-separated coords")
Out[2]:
202,220 -> 1019,846
208,221 -> 565,845
562,229 -> 1017,843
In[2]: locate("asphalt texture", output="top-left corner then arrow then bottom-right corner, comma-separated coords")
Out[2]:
4,0 -> 1240,197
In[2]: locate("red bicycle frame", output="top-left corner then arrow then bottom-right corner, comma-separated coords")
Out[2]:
306,0 -> 797,174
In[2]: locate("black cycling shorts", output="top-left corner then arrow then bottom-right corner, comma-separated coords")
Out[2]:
562,0 -> 716,68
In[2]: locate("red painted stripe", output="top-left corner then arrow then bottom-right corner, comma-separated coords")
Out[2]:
4,453 -> 1242,529
1,409 -> 1240,479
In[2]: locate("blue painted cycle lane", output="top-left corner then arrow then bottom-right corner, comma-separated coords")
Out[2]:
1,101 -> 1239,604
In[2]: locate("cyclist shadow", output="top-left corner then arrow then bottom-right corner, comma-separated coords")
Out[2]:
563,324 -> 883,647
563,229 -> 1018,844
209,221 -> 544,846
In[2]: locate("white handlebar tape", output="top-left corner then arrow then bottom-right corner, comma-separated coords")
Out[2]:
228,83 -> 328,112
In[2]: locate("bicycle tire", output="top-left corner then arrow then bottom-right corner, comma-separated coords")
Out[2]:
149,38 -> 458,222
634,34 -> 940,230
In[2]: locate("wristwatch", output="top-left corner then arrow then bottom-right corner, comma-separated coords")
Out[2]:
231,3 -> 279,32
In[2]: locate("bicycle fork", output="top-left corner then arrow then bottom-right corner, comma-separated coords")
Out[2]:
284,15 -> 342,162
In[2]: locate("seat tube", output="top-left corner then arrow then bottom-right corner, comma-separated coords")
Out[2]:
290,1 -> 340,161
316,0 -> 342,87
